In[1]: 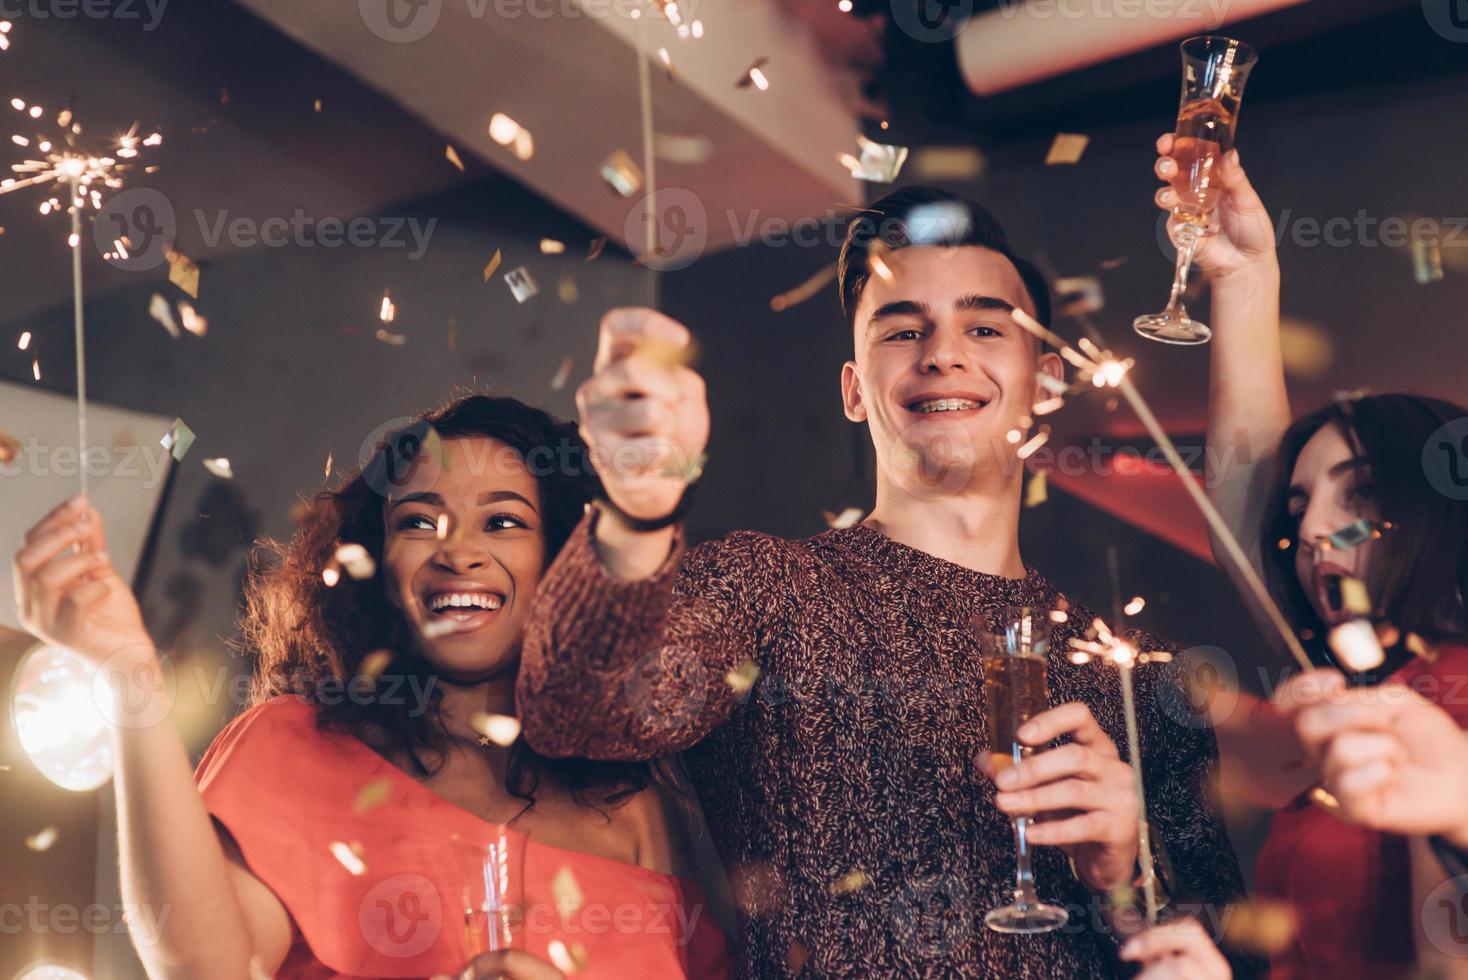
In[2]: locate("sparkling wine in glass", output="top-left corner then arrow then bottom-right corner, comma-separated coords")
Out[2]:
451,828 -> 527,957
1134,35 -> 1258,345
980,606 -> 1068,934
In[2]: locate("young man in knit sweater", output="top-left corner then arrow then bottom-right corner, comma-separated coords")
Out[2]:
517,188 -> 1247,976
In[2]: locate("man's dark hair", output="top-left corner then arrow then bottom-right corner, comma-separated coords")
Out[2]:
837,186 -> 1051,330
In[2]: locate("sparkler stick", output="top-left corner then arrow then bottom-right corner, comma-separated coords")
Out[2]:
70,173 -> 87,497
635,8 -> 659,309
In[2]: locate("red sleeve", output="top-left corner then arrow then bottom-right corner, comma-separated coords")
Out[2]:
517,512 -> 788,761
194,697 -> 462,978
1392,643 -> 1468,730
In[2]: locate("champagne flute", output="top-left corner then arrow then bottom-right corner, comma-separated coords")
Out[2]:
1134,35 -> 1258,345
980,606 -> 1068,934
450,827 -> 528,957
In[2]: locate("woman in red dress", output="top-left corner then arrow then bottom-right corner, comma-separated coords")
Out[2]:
1150,133 -> 1468,978
13,394 -> 735,979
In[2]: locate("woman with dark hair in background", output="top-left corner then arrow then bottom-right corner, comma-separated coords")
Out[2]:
1155,131 -> 1468,978
12,394 -> 734,980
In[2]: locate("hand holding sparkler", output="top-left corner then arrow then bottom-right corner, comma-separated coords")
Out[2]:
985,701 -> 1141,892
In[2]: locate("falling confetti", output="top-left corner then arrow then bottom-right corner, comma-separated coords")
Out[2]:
586,236 -> 607,262
550,357 -> 574,391
1324,519 -> 1385,551
829,870 -> 869,896
1044,133 -> 1090,165
599,149 -> 643,198
557,274 -> 579,305
313,98 -> 323,114
321,566 -> 341,588
504,266 -> 538,303
1340,576 -> 1372,616
839,135 -> 909,183
552,865 -> 585,919
1123,596 -> 1146,616
1328,619 -> 1385,673
726,660 -> 760,695
161,418 -> 195,461
822,506 -> 864,529
540,238 -> 565,255
738,58 -> 771,90
358,649 -> 393,680
329,841 -> 367,876
375,328 -> 407,346
1024,471 -> 1048,508
203,457 -> 234,479
547,940 -> 589,974
771,262 -> 838,312
335,543 -> 375,580
25,826 -> 58,852
0,428 -> 19,464
1017,426 -> 1050,460
17,329 -> 29,349
1412,235 -> 1445,285
487,112 -> 534,161
149,293 -> 179,338
178,301 -> 208,337
1053,276 -> 1104,317
30,356 -> 39,380
353,777 -> 392,815
167,249 -> 200,298
909,145 -> 986,181
483,248 -> 503,282
654,132 -> 713,165
445,144 -> 465,172
378,294 -> 396,324
324,451 -> 333,479
1222,899 -> 1298,956
436,513 -> 450,540
471,712 -> 522,747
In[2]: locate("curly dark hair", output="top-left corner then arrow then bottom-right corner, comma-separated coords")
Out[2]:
239,392 -> 657,813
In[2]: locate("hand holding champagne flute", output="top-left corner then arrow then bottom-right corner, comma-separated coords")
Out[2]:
1135,35 -> 1259,345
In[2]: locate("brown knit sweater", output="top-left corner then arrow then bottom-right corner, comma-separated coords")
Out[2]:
519,515 -> 1246,978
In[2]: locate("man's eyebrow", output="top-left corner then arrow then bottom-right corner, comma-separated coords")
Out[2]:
868,299 -> 930,325
955,294 -> 1016,314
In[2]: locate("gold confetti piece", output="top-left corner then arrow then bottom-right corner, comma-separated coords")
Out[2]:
1054,276 -> 1104,317
586,237 -> 607,262
436,513 -> 450,540
738,58 -> 771,90
149,293 -> 180,338
166,248 -> 201,298
1324,519 -> 1381,551
504,266 -> 538,303
18,330 -> 31,350
321,565 -> 341,588
1031,396 -> 1065,417
1017,426 -> 1050,460
480,249 -> 504,283
599,149 -> 644,198
329,841 -> 367,876
1123,596 -> 1145,616
1375,622 -> 1401,649
471,712 -> 521,747
313,98 -> 323,114
1329,619 -> 1385,673
771,262 -> 838,312
1024,471 -> 1048,508
1413,235 -> 1445,285
552,865 -> 585,919
838,135 -> 910,183
335,543 -> 375,580
868,246 -> 897,286
822,506 -> 864,529
1222,899 -> 1298,956
540,238 -> 565,255
657,46 -> 676,79
1045,133 -> 1090,165
353,777 -> 392,814
1406,632 -> 1436,661
375,328 -> 407,346
447,315 -> 458,350
1340,577 -> 1372,616
550,358 -> 575,390
1036,373 -> 1069,397
324,451 -> 333,479
653,132 -> 713,165
1279,317 -> 1334,379
547,940 -> 589,974
359,649 -> 393,680
421,617 -> 462,639
26,826 -> 58,852
161,418 -> 195,461
0,429 -> 19,465
829,870 -> 869,896
633,334 -> 700,368
557,274 -> 579,305
488,112 -> 534,160
203,457 -> 234,479
445,144 -> 465,171
178,301 -> 208,337
909,145 -> 986,181
379,294 -> 396,323
1100,256 -> 1130,270
726,660 -> 760,695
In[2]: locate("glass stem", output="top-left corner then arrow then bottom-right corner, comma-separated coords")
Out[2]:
1164,229 -> 1199,314
1012,814 -> 1039,908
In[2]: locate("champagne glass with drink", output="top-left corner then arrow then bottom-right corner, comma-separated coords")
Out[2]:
1134,35 -> 1258,345
980,606 -> 1068,934
450,828 -> 528,958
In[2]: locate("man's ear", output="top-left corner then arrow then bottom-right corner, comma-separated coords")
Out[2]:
841,361 -> 867,422
1035,349 -> 1065,405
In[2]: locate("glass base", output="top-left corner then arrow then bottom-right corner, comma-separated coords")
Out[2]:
1133,311 -> 1211,345
984,900 -> 1070,935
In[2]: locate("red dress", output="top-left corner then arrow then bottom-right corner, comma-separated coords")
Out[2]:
1255,643 -> 1468,979
194,696 -> 734,979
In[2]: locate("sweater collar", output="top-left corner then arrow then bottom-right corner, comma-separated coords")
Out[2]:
830,523 -> 1054,606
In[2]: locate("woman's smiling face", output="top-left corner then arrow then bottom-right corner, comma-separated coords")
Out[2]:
380,436 -> 546,684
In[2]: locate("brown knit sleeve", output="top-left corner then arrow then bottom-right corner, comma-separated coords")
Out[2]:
517,510 -> 785,761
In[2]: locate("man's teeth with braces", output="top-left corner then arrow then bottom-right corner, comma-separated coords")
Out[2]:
428,593 -> 503,612
913,398 -> 982,413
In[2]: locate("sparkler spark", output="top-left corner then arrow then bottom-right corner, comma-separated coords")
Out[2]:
1,100 -> 160,217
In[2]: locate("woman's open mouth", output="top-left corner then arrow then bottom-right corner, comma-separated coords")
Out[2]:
1311,561 -> 1357,626
420,590 -> 505,635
